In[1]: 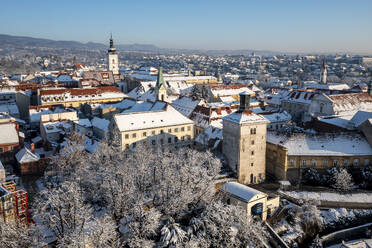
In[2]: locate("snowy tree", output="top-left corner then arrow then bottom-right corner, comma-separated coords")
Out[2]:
123,203 -> 161,246
286,201 -> 322,246
302,168 -> 321,185
160,217 -> 187,247
188,201 -> 268,247
34,137 -> 269,246
45,132 -> 87,184
360,165 -> 372,189
34,182 -> 119,247
332,168 -> 354,192
0,221 -> 45,248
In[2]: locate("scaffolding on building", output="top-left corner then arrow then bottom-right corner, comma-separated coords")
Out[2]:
1,181 -> 29,225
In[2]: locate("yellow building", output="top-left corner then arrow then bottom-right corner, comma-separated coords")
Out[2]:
113,103 -> 194,150
38,86 -> 126,108
266,132 -> 372,182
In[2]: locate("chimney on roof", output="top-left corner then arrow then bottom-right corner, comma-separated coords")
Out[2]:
31,143 -> 35,153
239,92 -> 251,112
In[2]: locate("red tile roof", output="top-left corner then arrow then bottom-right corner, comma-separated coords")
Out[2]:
40,86 -> 122,96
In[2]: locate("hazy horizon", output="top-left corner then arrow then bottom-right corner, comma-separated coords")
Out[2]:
1,0 -> 372,54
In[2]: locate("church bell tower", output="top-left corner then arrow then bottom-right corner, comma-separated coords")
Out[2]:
108,33 -> 119,75
156,67 -> 167,102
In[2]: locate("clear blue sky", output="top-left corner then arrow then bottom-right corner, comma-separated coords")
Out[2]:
1,0 -> 372,53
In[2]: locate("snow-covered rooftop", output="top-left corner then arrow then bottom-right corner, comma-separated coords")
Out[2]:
43,121 -> 72,134
348,110 -> 372,128
0,103 -> 19,116
262,111 -> 291,123
267,131 -> 372,156
91,117 -> 110,131
221,182 -> 266,203
328,93 -> 372,116
171,96 -> 203,118
122,101 -> 166,114
74,118 -> 92,128
0,123 -> 19,145
15,147 -> 40,164
223,111 -> 269,124
195,125 -> 223,146
114,105 -> 193,132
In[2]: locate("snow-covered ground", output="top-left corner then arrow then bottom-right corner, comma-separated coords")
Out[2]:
280,190 -> 372,203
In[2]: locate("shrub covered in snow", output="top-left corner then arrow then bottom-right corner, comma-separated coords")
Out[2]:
274,201 -> 322,247
332,168 -> 354,192
302,168 -> 321,186
359,165 -> 372,189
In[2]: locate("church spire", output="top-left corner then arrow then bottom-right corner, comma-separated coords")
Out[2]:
156,66 -> 167,101
109,33 -> 116,52
156,66 -> 165,89
320,57 -> 327,84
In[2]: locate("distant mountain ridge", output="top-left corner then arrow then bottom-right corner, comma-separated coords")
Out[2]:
0,33 -> 280,55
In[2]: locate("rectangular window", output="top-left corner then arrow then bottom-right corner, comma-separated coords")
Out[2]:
160,130 -> 164,134
181,127 -> 185,132
251,140 -> 255,145
290,159 -> 294,167
175,137 -> 178,142
168,137 -> 172,143
365,159 -> 370,166
175,128 -> 179,132
160,139 -> 164,144
152,131 -> 156,135
187,126 -> 191,131
353,159 -> 359,166
333,160 -> 339,166
302,160 -> 307,166
125,134 -> 129,139
251,151 -> 254,155
311,160 -> 316,166
181,136 -> 185,141
132,133 -> 136,138
168,129 -> 172,133
151,140 -> 156,145
344,159 -> 349,166
143,132 -> 147,137
250,162 -> 254,167
323,160 -> 328,167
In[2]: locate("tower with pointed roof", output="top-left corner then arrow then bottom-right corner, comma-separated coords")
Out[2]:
107,33 -> 119,75
156,67 -> 167,101
320,57 -> 327,84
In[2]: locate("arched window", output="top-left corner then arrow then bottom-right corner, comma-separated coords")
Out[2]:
250,174 -> 254,184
